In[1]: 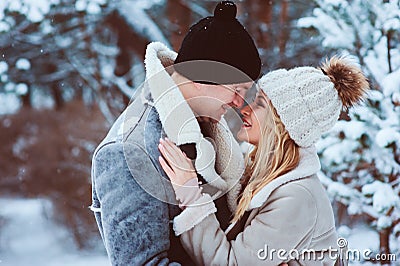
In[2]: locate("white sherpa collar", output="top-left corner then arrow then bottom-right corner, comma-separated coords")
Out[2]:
144,42 -> 244,208
246,145 -> 321,210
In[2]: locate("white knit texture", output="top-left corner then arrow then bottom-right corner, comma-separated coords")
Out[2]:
258,67 -> 342,147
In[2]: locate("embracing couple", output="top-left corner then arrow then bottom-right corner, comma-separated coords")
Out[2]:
90,1 -> 369,265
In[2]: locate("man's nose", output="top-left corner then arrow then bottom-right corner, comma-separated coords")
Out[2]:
231,94 -> 245,108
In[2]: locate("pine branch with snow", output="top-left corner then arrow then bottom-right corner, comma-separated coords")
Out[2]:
300,0 -> 400,262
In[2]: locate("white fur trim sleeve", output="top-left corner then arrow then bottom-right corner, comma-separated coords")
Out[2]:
173,193 -> 217,236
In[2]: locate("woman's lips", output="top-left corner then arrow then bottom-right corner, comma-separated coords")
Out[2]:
242,118 -> 252,128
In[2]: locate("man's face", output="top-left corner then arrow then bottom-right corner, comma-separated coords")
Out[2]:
190,81 -> 253,123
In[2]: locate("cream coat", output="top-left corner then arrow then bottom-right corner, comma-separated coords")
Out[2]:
173,147 -> 339,265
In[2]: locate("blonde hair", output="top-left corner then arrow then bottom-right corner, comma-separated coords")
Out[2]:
232,101 -> 300,223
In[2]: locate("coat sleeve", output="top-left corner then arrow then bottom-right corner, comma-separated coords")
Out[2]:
92,142 -> 178,266
174,183 -> 318,265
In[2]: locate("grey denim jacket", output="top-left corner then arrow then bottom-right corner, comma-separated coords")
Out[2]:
91,91 -> 190,265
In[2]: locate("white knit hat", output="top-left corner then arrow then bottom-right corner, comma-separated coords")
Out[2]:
258,56 -> 369,147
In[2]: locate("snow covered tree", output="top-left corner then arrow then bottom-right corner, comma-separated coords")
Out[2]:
0,0 -> 170,122
0,0 -> 173,248
298,0 -> 400,263
1,0 -> 111,118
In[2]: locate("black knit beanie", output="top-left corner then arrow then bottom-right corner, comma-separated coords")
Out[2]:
174,1 -> 261,84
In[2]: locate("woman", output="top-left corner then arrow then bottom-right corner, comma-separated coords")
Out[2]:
158,56 -> 369,265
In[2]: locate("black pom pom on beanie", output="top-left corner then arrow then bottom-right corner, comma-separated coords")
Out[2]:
174,1 -> 261,84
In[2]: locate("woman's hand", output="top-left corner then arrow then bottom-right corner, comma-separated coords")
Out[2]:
158,138 -> 198,188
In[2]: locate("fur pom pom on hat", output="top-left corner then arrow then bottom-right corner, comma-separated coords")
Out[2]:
258,56 -> 369,147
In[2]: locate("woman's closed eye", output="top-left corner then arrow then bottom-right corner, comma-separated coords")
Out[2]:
256,100 -> 265,108
255,96 -> 267,108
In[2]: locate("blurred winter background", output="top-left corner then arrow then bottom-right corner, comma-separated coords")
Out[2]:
0,0 -> 399,265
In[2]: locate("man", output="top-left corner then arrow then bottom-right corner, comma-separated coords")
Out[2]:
90,1 -> 261,265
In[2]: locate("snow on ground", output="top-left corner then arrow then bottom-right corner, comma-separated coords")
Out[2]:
338,224 -> 399,265
337,225 -> 377,266
0,198 -> 110,266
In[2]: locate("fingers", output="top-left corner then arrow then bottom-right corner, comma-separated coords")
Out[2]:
158,141 -> 176,166
158,138 -> 198,187
159,140 -> 188,176
162,138 -> 186,161
163,139 -> 195,168
158,155 -> 174,178
159,138 -> 197,174
159,156 -> 184,188
159,138 -> 187,166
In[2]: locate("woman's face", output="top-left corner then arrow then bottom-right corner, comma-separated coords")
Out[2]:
237,90 -> 269,145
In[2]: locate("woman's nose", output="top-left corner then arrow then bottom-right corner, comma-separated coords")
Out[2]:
240,104 -> 251,116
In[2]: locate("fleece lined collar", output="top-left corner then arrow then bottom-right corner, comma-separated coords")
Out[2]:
144,42 -> 244,209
